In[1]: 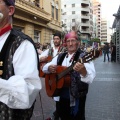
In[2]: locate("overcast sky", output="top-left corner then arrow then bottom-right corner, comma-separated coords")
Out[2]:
99,0 -> 120,27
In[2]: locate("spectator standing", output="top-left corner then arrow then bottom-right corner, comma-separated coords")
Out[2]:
103,43 -> 110,62
111,42 -> 116,62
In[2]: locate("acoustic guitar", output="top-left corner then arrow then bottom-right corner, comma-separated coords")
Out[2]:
39,56 -> 52,77
45,49 -> 100,97
39,47 -> 67,77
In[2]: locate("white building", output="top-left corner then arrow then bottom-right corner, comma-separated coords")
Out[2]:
61,0 -> 93,43
92,0 -> 102,41
101,19 -> 111,44
92,14 -> 98,38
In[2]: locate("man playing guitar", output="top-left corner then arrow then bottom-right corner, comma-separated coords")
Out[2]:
42,31 -> 96,120
39,32 -> 65,120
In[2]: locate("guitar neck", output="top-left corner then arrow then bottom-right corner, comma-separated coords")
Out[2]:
57,49 -> 99,80
57,63 -> 75,80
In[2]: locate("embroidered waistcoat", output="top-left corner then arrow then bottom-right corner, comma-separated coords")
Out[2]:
0,29 -> 39,120
57,50 -> 89,98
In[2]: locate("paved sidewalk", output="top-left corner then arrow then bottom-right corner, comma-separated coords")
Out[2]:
86,55 -> 120,120
31,54 -> 120,120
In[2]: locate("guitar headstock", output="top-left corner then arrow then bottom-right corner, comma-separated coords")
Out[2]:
79,49 -> 100,63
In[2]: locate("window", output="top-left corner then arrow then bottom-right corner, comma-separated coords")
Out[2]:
63,12 -> 66,15
52,5 -> 54,18
72,19 -> 75,22
56,8 -> 58,20
34,30 -> 40,43
72,4 -> 75,7
72,11 -> 75,14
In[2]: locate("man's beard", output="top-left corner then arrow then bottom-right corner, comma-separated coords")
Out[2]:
0,13 -> 3,19
54,43 -> 60,47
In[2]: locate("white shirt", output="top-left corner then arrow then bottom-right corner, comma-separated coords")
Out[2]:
43,52 -> 96,84
0,30 -> 42,109
39,46 -> 59,101
39,47 -> 58,58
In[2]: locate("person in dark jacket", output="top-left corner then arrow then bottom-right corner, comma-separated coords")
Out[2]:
103,43 -> 110,62
111,42 -> 116,62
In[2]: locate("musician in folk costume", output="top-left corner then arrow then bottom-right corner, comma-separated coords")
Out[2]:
39,32 -> 65,120
42,31 -> 96,120
0,0 -> 41,119
39,32 -> 66,62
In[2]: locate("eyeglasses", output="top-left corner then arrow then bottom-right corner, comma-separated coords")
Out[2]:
66,39 -> 77,44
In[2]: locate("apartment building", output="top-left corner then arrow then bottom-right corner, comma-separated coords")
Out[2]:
92,0 -> 101,41
92,14 -> 98,38
14,0 -> 62,44
101,19 -> 110,44
112,6 -> 120,62
61,0 -> 93,43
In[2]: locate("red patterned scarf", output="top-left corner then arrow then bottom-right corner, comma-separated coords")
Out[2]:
0,25 -> 12,36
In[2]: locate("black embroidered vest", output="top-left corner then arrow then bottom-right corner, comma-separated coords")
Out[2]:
57,50 -> 89,98
0,29 -> 39,120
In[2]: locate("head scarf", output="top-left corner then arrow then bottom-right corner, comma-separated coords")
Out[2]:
64,31 -> 78,42
4,0 -> 15,6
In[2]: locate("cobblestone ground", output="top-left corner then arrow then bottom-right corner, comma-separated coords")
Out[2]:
31,54 -> 120,120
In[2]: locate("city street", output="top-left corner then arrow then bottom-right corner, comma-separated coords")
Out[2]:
31,54 -> 120,120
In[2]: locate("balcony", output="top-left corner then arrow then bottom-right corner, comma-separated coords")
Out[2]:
81,7 -> 89,13
81,15 -> 89,19
81,22 -> 90,27
81,0 -> 89,7
81,30 -> 90,34
15,0 -> 51,23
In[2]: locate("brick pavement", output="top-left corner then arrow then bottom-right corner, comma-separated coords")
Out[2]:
31,54 -> 120,120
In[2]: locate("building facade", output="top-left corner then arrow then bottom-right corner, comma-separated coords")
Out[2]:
92,0 -> 101,41
101,19 -> 110,44
13,0 -> 62,44
112,6 -> 120,62
61,0 -> 93,43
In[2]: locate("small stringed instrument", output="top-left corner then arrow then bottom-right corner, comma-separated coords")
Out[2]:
45,49 -> 100,97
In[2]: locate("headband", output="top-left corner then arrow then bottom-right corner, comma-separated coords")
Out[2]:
64,31 -> 78,42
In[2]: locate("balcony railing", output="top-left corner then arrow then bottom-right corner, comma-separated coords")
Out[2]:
81,0 -> 89,6
16,0 -> 51,22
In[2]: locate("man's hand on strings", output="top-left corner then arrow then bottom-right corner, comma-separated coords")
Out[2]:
40,56 -> 48,62
48,65 -> 57,73
73,62 -> 87,77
